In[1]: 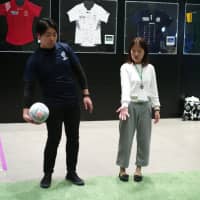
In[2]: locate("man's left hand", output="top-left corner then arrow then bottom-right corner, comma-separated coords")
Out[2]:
83,96 -> 93,113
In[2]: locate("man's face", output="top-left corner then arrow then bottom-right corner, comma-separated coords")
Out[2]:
38,27 -> 57,49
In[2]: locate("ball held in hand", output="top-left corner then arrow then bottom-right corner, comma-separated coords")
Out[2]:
29,102 -> 49,123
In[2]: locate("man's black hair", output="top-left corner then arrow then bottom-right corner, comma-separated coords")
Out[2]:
36,18 -> 58,35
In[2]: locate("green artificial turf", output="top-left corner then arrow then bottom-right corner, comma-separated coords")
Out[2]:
0,171 -> 200,200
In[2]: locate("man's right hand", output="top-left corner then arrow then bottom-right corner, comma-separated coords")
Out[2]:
22,108 -> 35,123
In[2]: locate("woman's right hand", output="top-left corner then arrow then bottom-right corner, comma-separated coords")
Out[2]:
22,108 -> 34,123
116,106 -> 130,120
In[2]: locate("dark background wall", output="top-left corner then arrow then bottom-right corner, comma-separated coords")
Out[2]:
0,0 -> 199,122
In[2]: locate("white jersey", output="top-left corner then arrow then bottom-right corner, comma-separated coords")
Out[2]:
67,3 -> 110,47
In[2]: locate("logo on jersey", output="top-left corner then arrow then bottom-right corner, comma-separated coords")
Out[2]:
24,10 -> 29,16
156,17 -> 161,22
10,10 -> 19,15
61,51 -> 68,61
142,17 -> 150,22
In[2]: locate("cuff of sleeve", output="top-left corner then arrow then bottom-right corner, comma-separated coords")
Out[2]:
154,106 -> 160,111
83,94 -> 90,98
23,96 -> 32,108
121,102 -> 129,108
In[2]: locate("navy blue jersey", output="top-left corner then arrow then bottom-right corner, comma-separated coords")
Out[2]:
24,42 -> 88,107
186,11 -> 200,53
132,9 -> 172,52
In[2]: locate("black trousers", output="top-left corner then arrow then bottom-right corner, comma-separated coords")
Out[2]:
43,104 -> 80,174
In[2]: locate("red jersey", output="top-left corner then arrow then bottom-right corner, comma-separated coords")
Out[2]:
0,0 -> 42,45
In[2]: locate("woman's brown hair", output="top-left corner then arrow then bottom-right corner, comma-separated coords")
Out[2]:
127,37 -> 149,67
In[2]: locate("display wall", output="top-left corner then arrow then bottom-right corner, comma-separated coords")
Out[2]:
0,0 -> 199,122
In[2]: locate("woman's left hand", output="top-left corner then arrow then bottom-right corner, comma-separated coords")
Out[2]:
154,110 -> 160,124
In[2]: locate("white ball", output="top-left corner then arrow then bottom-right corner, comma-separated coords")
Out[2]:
29,102 -> 49,123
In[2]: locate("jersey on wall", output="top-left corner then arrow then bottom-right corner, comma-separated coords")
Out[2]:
67,2 -> 110,47
132,9 -> 173,53
185,11 -> 200,53
0,0 -> 42,46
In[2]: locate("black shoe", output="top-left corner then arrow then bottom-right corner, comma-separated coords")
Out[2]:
66,172 -> 85,186
119,173 -> 129,182
40,173 -> 52,188
133,174 -> 143,182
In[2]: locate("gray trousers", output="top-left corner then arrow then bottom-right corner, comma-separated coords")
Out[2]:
116,101 -> 152,168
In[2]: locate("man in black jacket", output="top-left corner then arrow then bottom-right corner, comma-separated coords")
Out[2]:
23,18 -> 93,189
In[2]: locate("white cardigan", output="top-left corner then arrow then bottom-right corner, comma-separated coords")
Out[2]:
120,62 -> 160,108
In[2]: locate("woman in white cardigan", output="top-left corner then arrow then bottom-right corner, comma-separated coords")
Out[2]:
116,37 -> 160,182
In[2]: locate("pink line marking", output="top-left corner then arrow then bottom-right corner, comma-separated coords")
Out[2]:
0,138 -> 7,171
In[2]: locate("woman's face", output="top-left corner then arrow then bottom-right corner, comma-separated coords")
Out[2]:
38,27 -> 57,49
130,44 -> 145,64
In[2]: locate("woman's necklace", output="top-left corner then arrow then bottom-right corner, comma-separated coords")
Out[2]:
135,64 -> 144,89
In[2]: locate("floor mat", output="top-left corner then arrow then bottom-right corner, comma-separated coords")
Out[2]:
0,171 -> 200,200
